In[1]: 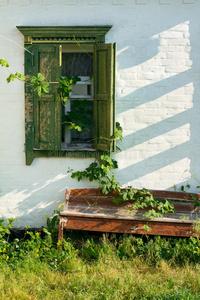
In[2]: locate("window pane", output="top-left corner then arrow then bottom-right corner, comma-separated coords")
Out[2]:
71,100 -> 93,143
62,100 -> 93,145
62,53 -> 93,76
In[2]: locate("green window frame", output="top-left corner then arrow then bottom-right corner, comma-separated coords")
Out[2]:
17,26 -> 116,165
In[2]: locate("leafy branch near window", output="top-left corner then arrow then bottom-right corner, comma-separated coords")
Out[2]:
0,59 -> 49,97
0,59 -> 26,82
111,122 -> 123,142
57,75 -> 93,133
29,73 -> 49,97
57,76 -> 80,104
62,100 -> 93,132
0,59 -> 91,134
0,60 -> 79,102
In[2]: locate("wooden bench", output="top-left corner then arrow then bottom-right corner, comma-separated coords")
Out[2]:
58,188 -> 200,241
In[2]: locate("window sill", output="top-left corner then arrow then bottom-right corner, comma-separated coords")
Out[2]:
61,142 -> 94,151
33,148 -> 99,159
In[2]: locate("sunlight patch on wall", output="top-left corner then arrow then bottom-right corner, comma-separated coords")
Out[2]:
125,158 -> 191,191
118,20 -> 192,99
0,174 -> 67,216
116,123 -> 190,168
118,82 -> 194,137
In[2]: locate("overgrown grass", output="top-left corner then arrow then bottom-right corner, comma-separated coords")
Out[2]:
0,215 -> 200,299
1,251 -> 200,299
0,231 -> 200,299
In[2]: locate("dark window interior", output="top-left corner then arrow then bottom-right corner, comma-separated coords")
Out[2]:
62,52 -> 93,76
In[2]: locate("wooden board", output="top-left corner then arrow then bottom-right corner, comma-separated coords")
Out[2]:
59,216 -> 195,237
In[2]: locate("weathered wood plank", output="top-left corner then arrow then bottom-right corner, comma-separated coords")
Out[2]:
66,188 -> 200,201
60,210 -> 200,222
59,216 -> 195,237
66,188 -> 200,203
66,198 -> 199,213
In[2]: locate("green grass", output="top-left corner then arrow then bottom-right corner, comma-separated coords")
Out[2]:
1,232 -> 200,299
0,249 -> 200,299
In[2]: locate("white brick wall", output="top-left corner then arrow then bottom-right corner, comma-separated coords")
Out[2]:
1,0 -> 200,227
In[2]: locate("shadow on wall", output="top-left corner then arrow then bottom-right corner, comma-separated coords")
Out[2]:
1,172 -> 68,227
115,9 -> 200,191
0,158 -> 98,227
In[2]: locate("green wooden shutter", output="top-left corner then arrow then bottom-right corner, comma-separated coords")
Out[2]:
33,44 -> 61,151
25,45 -> 34,165
93,43 -> 116,152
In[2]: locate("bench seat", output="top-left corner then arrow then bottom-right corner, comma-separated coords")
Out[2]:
58,188 -> 200,240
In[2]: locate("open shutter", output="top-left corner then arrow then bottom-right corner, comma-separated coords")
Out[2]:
25,45 -> 34,165
94,43 -> 116,152
33,44 -> 61,151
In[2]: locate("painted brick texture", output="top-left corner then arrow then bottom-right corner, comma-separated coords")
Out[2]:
0,1 -> 200,227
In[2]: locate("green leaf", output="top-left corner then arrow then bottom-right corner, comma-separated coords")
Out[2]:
181,185 -> 185,192
0,59 -> 9,67
16,72 -> 26,82
68,122 -> 82,132
42,81 -> 49,88
37,73 -> 45,81
143,225 -> 152,231
34,85 -> 42,97
42,85 -> 49,94
30,75 -> 37,84
6,74 -> 17,83
113,197 -> 123,205
58,76 -> 80,101
29,73 -> 49,97
41,82 -> 49,93
111,122 -> 123,141
122,192 -> 128,201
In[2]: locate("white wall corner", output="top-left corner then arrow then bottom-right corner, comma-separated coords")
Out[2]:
41,0 -> 54,6
89,0 -> 101,4
64,0 -> 77,4
0,0 -> 8,7
160,0 -> 171,4
183,0 -> 195,3
136,0 -> 148,5
19,0 -> 31,6
112,0 -> 126,5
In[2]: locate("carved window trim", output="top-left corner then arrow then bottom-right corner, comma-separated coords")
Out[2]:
17,26 -> 112,45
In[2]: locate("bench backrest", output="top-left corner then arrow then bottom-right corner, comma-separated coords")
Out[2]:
64,188 -> 200,219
